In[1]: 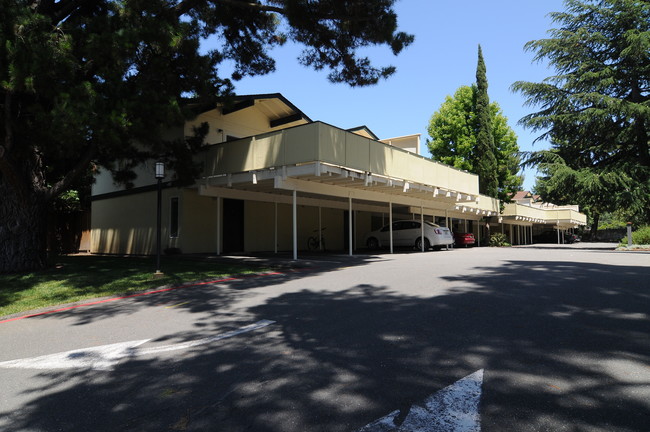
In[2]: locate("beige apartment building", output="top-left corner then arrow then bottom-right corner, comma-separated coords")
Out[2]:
90,94 -> 586,258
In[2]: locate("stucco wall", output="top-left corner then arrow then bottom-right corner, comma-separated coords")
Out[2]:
91,191 -> 161,255
91,188 -> 193,255
181,189 -> 219,253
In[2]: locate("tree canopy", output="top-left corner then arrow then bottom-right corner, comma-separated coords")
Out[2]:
512,0 -> 650,228
427,85 -> 523,203
0,0 -> 413,272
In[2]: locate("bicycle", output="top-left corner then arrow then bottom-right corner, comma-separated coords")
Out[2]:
307,227 -> 326,251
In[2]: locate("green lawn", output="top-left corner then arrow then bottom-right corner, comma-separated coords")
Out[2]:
0,255 -> 268,318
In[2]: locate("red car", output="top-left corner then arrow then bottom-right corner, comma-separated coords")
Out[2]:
453,232 -> 475,247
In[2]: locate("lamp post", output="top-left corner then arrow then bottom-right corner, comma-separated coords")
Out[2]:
154,162 -> 165,278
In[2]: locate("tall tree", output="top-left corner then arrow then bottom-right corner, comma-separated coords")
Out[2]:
474,45 -> 499,197
427,86 -> 522,202
513,0 -> 650,228
0,1 -> 413,272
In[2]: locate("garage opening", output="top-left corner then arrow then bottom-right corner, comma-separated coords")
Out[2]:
223,198 -> 244,253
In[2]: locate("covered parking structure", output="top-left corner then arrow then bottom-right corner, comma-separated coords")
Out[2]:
198,121 -> 500,259
90,94 -> 586,257
500,203 -> 586,245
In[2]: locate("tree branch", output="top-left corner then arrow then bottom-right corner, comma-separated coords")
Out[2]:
215,0 -> 284,14
0,151 -> 30,202
174,0 -> 372,23
175,0 -> 285,17
41,0 -> 95,25
3,91 -> 13,152
0,90 -> 29,200
47,141 -> 96,200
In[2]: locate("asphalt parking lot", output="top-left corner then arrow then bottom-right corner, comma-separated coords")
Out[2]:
1,243 -> 648,431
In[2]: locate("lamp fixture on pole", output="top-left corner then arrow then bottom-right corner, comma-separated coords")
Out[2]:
154,162 -> 165,278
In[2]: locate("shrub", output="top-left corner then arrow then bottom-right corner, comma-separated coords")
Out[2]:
634,226 -> 650,244
489,232 -> 511,247
620,225 -> 650,246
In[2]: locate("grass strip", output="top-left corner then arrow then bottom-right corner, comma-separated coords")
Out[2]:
0,255 -> 267,318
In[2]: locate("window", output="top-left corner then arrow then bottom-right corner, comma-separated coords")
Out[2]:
393,221 -> 412,231
170,197 -> 179,238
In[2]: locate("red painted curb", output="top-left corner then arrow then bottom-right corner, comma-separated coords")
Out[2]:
0,271 -> 284,325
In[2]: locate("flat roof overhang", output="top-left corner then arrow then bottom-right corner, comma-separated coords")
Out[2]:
502,203 -> 586,229
197,121 -> 500,216
199,161 -> 500,217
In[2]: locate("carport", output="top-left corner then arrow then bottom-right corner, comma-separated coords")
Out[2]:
502,203 -> 586,245
197,121 -> 499,259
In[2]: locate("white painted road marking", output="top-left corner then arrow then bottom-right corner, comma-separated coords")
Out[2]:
137,319 -> 275,356
0,339 -> 150,371
0,319 -> 275,371
357,369 -> 484,432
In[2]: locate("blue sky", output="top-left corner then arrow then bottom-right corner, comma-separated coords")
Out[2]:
218,0 -> 568,191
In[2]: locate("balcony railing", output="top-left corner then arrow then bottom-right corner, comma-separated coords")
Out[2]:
201,122 -> 480,196
503,203 -> 586,225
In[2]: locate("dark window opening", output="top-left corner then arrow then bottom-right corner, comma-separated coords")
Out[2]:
170,197 -> 179,238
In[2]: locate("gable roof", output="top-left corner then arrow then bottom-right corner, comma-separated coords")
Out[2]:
511,190 -> 534,201
346,126 -> 380,140
182,93 -> 312,126
223,93 -> 312,127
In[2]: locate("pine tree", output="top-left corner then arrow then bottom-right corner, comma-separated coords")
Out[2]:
0,1 -> 413,272
513,0 -> 650,226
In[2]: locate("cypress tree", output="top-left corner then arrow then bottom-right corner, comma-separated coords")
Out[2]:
474,45 -> 499,197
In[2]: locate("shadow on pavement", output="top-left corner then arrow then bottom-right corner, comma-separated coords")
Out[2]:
1,259 -> 649,431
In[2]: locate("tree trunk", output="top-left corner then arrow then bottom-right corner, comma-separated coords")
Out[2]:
0,181 -> 48,273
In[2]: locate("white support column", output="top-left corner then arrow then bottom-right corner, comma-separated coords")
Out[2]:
389,201 -> 394,254
354,210 -> 358,251
216,196 -> 222,255
292,190 -> 297,260
557,227 -> 560,245
477,220 -> 481,247
318,206 -> 323,251
420,204 -> 425,252
509,224 -> 513,245
274,202 -> 278,254
348,196 -> 353,256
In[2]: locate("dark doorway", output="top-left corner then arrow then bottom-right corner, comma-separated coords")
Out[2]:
223,199 -> 244,253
